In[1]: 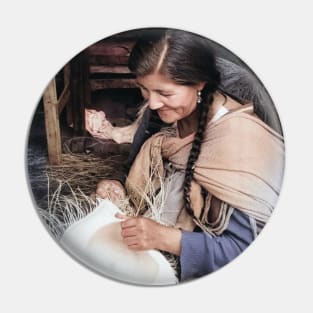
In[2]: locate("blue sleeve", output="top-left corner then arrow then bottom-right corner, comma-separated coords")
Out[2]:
180,209 -> 254,281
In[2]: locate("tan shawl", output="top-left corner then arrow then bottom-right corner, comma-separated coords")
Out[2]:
125,99 -> 285,234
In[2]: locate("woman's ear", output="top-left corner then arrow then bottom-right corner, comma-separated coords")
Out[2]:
197,81 -> 206,91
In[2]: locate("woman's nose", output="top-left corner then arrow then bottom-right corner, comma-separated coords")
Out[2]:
148,93 -> 163,110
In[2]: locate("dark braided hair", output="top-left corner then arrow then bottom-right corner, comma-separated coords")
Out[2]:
183,87 -> 214,221
128,28 -> 221,220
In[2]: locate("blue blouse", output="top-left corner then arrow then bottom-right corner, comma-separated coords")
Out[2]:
180,209 -> 255,281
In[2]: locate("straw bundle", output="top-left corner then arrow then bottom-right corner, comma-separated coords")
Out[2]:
35,152 -> 178,275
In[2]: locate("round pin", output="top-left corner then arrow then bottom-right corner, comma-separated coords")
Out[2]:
26,27 -> 285,286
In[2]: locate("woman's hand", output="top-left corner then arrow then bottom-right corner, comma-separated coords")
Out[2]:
96,179 -> 126,206
116,213 -> 182,255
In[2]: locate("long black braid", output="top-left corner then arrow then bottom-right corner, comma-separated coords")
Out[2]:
183,85 -> 217,221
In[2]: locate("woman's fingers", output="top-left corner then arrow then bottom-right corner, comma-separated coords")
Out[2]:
120,217 -> 138,229
116,214 -> 140,248
121,226 -> 137,238
115,212 -> 131,220
123,236 -> 138,247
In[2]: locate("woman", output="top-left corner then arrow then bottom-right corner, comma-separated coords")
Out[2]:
95,29 -> 285,282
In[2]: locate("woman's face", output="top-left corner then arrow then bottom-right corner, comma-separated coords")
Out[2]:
137,72 -> 204,124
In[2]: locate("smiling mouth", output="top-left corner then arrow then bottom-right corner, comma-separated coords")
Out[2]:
158,109 -> 171,113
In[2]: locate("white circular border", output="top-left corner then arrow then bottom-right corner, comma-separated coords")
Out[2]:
1,1 -> 312,312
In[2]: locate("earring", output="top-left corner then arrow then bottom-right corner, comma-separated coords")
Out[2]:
197,91 -> 202,104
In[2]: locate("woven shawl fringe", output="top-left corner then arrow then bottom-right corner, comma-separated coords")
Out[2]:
193,205 -> 234,236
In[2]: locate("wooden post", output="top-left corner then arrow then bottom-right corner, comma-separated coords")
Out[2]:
43,79 -> 62,165
62,63 -> 73,127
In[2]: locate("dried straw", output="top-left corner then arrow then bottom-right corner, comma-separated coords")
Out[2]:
45,152 -> 128,196
34,151 -> 130,237
33,150 -> 179,275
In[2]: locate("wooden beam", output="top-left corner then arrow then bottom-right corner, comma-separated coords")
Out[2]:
86,41 -> 134,55
61,63 -> 73,128
57,84 -> 70,114
43,79 -> 62,165
89,65 -> 131,74
90,78 -> 137,90
88,55 -> 129,66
